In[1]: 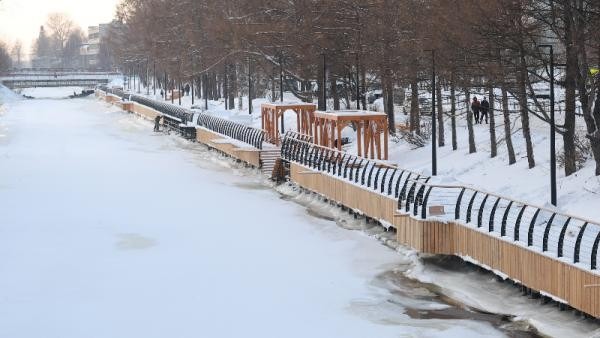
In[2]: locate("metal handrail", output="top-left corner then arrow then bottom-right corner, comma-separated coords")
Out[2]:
280,134 -> 600,271
98,87 -> 265,149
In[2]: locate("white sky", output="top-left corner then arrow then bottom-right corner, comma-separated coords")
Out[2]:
0,0 -> 119,58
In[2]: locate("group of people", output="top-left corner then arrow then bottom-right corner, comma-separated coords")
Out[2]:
471,97 -> 490,124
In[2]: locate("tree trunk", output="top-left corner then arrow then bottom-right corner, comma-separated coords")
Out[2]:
344,73 -> 351,109
517,48 -> 535,169
465,89 -> 476,153
410,75 -> 420,135
488,84 -> 497,158
383,72 -> 396,135
436,81 -> 444,147
450,77 -> 457,150
332,75 -> 340,110
590,84 -> 600,175
562,5 -> 577,175
575,5 -> 600,175
361,67 -> 367,110
501,84 -> 516,165
229,65 -> 236,109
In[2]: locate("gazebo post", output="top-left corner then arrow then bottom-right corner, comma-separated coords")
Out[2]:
376,123 -> 382,160
383,118 -> 389,160
369,121 -> 375,159
337,121 -> 342,151
313,117 -> 318,144
356,122 -> 362,157
273,109 -> 279,145
296,110 -> 300,134
364,121 -> 369,159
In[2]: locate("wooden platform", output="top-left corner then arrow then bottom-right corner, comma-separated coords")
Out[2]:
197,128 -> 262,167
98,90 -> 271,170
289,162 -> 600,318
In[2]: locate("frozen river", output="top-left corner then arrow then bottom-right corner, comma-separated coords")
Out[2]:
0,92 -> 598,338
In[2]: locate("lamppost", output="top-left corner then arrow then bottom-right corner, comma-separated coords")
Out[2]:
539,44 -> 557,206
425,49 -> 437,176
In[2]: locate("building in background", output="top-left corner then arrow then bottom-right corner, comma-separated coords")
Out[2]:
80,22 -> 118,70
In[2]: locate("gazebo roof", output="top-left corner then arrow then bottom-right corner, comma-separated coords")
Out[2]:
313,110 -> 387,121
261,102 -> 317,109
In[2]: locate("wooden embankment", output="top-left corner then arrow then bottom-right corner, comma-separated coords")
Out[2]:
97,90 -> 270,171
289,162 -> 600,318
97,89 -> 600,318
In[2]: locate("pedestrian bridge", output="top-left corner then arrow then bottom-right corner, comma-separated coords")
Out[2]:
0,69 -> 120,89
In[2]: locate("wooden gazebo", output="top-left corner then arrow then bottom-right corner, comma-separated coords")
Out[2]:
261,102 -> 317,145
313,110 -> 389,160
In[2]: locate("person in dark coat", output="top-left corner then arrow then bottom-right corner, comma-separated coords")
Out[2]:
480,97 -> 490,124
185,84 -> 191,96
154,115 -> 162,132
471,97 -> 480,124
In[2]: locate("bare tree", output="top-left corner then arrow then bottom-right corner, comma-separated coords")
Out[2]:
11,40 -> 22,68
46,13 -> 75,66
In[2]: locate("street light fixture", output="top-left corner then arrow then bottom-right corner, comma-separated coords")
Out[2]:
539,44 -> 557,207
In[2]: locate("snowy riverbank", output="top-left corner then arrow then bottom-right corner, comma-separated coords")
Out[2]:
0,88 -> 599,337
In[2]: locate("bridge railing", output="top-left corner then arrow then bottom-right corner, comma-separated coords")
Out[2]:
3,68 -> 120,76
280,134 -> 600,271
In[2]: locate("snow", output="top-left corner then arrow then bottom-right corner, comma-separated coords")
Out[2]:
134,88 -> 595,228
0,84 -> 21,103
317,110 -> 387,117
0,91 -> 510,338
19,86 -> 86,99
78,85 -> 600,337
406,257 -> 600,338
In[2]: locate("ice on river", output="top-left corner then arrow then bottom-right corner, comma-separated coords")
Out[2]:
0,94 -> 509,338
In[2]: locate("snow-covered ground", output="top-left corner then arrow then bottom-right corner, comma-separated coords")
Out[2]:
130,84 -> 600,223
0,89 -> 509,338
3,87 -> 599,337
18,86 -> 87,98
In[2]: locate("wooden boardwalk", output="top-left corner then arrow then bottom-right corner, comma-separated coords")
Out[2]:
98,89 -> 600,318
98,90 -> 278,174
289,161 -> 600,318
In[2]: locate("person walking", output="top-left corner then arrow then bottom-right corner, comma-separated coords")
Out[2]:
471,97 -> 480,124
480,97 -> 490,124
185,84 -> 191,96
154,115 -> 162,132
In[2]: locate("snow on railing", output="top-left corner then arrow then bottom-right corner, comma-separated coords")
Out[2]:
98,86 -> 265,149
281,134 -> 600,272
197,114 -> 265,149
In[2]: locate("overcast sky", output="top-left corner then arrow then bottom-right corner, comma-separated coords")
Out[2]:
0,0 -> 119,57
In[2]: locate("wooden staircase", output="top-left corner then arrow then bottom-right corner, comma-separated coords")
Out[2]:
260,148 -> 281,177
